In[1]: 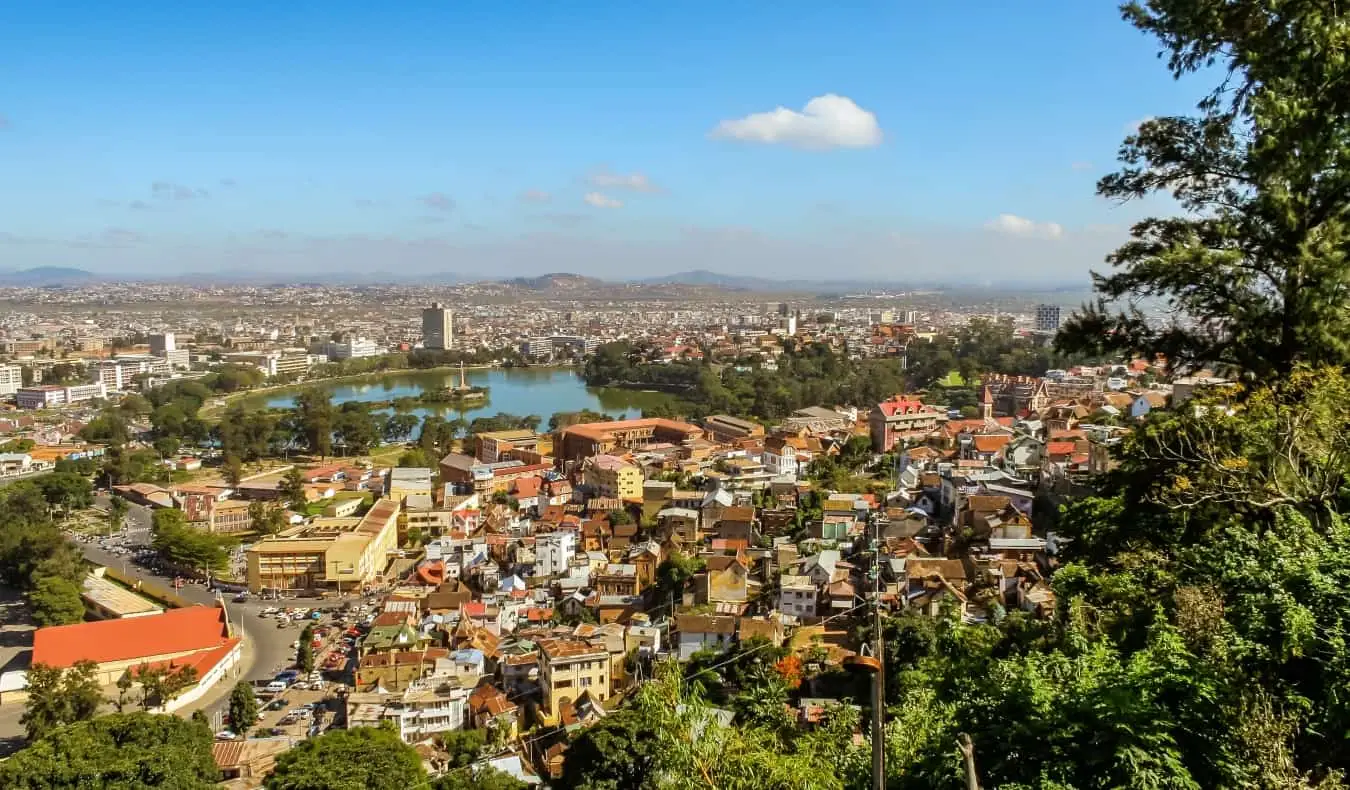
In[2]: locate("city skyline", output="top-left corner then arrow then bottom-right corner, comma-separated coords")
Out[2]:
2,1 -> 1200,283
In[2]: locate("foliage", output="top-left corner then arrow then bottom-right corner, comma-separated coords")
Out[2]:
398,447 -> 437,468
280,468 -> 308,510
135,663 -> 200,710
28,575 -> 86,626
0,481 -> 84,590
0,712 -> 218,790
228,681 -> 260,733
151,508 -> 232,572
1057,0 -> 1350,380
298,624 -> 316,673
20,661 -> 104,741
264,726 -> 426,790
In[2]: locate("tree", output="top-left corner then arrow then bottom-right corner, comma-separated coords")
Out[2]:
280,468 -> 307,510
298,624 -> 316,673
398,447 -> 436,468
557,708 -> 663,790
228,682 -> 259,733
264,726 -> 426,790
107,497 -> 129,536
294,388 -> 334,458
0,712 -> 218,790
383,412 -> 420,444
434,768 -> 527,790
135,664 -> 199,710
36,473 -> 93,519
153,436 -> 180,460
248,500 -> 268,533
1057,1 -> 1350,381
222,454 -> 244,488
20,661 -> 104,741
28,575 -> 85,626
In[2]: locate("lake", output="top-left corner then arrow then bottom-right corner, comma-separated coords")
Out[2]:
243,367 -> 671,425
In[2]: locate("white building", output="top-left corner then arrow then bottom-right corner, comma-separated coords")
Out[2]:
346,682 -> 471,743
16,382 -> 107,410
762,440 -> 799,479
0,364 -> 22,397
1035,304 -> 1062,333
324,338 -> 381,360
778,574 -> 818,620
535,530 -> 577,577
422,303 -> 454,350
149,332 -> 176,355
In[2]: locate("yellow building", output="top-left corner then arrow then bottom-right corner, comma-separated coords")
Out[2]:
582,454 -> 643,500
246,499 -> 401,593
537,638 -> 611,716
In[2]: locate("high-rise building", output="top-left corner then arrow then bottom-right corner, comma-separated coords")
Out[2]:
1035,304 -> 1062,333
149,332 -> 175,355
421,303 -> 454,350
0,364 -> 22,397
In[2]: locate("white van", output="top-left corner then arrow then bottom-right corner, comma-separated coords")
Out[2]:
264,681 -> 288,693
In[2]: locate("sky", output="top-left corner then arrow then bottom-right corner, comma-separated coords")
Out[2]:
0,1 -> 1208,285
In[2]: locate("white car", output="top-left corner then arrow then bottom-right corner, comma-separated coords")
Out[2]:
215,730 -> 237,740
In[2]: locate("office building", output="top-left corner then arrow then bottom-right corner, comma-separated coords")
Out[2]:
0,364 -> 22,397
582,454 -> 643,500
537,638 -> 611,715
149,332 -> 176,355
16,382 -> 107,410
245,499 -> 400,592
321,337 -> 381,361
1035,304 -> 1063,333
422,303 -> 454,350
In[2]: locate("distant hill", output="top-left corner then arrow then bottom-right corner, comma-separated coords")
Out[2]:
0,266 -> 97,286
505,272 -> 607,291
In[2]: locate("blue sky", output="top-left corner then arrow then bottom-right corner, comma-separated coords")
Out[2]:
0,1 -> 1203,283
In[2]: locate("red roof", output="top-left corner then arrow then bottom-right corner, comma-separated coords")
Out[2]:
512,477 -> 542,497
128,639 -> 240,679
1046,441 -> 1077,456
876,396 -> 933,417
462,602 -> 487,618
33,605 -> 231,668
972,435 -> 1012,454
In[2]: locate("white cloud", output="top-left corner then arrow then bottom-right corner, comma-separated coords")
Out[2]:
583,192 -> 622,209
520,189 -> 552,203
588,169 -> 661,193
710,94 -> 882,149
984,214 -> 1064,240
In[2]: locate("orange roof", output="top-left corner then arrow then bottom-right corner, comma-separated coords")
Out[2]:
972,435 -> 1012,453
1045,441 -> 1077,456
128,638 -> 240,679
33,605 -> 231,668
562,417 -> 701,441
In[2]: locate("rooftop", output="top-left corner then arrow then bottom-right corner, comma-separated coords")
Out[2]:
33,605 -> 231,668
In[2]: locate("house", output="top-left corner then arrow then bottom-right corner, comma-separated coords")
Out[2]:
656,507 -> 700,549
698,554 -> 749,604
535,529 -> 578,577
779,574 -> 818,620
1130,391 -> 1168,420
213,738 -> 293,784
346,681 -> 472,743
537,638 -> 611,716
799,550 -> 840,587
675,614 -> 737,660
582,454 -> 643,500
870,396 -> 944,451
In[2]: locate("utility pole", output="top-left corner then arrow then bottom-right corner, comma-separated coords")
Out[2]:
870,511 -> 886,790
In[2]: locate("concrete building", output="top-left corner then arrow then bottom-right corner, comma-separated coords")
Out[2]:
422,303 -> 454,350
535,530 -> 577,577
16,382 -> 107,410
537,638 -> 611,715
387,467 -> 434,504
81,571 -> 163,620
0,364 -> 22,397
149,332 -> 175,355
321,337 -> 381,361
778,574 -> 818,620
347,681 -> 471,742
869,396 -> 944,451
245,499 -> 400,592
1035,304 -> 1062,333
582,454 -> 643,500
702,415 -> 765,443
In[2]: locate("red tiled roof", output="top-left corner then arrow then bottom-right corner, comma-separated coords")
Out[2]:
128,639 -> 240,679
33,605 -> 231,668
1046,441 -> 1077,456
876,396 -> 935,417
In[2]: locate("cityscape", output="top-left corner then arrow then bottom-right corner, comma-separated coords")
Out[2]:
3,2 -> 1349,790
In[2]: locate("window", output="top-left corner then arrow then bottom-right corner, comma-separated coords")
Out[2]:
581,677 -> 592,687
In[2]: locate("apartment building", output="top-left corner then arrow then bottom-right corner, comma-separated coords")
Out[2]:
0,364 -> 22,397
474,429 -> 546,464
582,454 -> 643,500
347,681 -> 471,743
537,638 -> 611,715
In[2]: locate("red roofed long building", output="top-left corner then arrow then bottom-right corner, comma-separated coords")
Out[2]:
30,604 -> 242,708
555,418 -> 703,465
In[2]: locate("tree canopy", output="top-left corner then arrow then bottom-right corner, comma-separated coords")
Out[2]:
0,713 -> 218,790
263,726 -> 426,790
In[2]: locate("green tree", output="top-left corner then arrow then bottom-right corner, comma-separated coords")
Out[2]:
434,767 -> 526,790
298,624 -> 316,673
222,454 -> 244,488
557,708 -> 663,790
20,661 -> 104,741
294,388 -> 334,459
0,712 -> 218,790
107,497 -> 129,536
28,575 -> 85,626
264,726 -> 426,790
1057,0 -> 1350,380
228,682 -> 259,733
280,467 -> 307,510
398,447 -> 436,468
